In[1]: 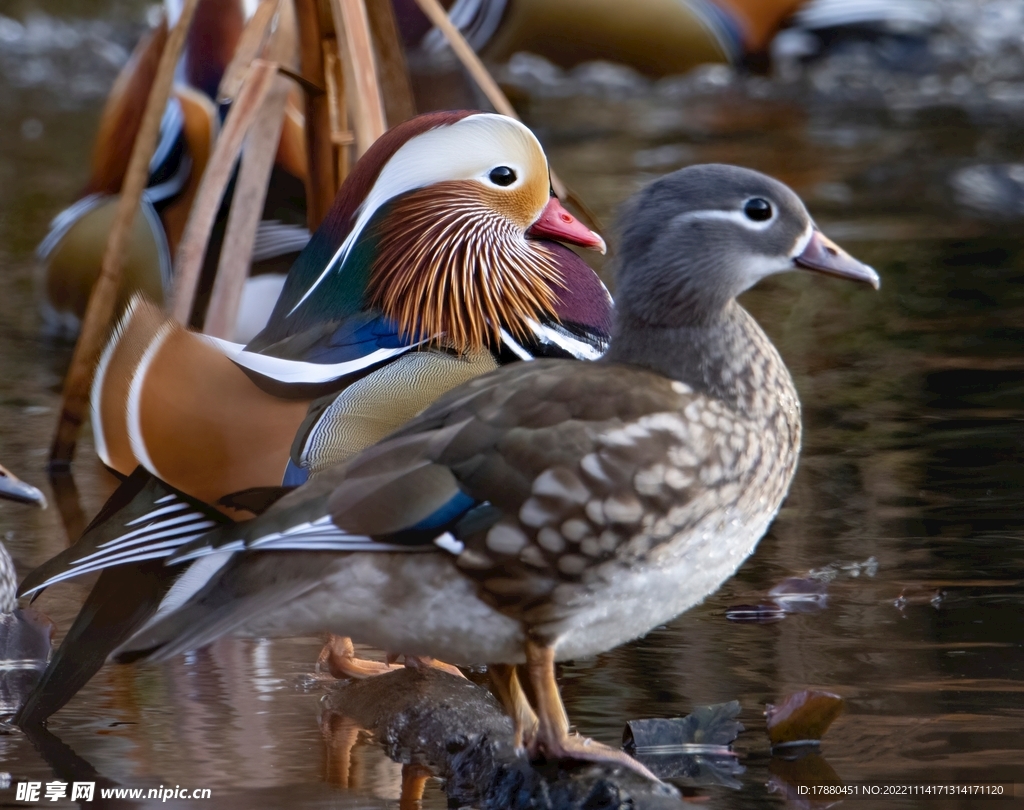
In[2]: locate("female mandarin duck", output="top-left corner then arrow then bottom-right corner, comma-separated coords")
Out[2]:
24,165 -> 877,771
38,0 -> 308,339
16,110 -> 611,724
0,466 -> 46,509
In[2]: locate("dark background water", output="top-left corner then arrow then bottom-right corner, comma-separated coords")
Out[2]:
1,2 -> 1023,807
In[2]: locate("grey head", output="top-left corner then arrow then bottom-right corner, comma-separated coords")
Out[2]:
612,164 -> 879,329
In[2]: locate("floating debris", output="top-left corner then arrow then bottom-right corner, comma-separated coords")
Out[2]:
623,702 -> 745,787
725,603 -> 787,623
768,577 -> 830,613
766,690 -> 845,750
323,667 -> 685,809
894,586 -> 946,613
808,556 -> 879,582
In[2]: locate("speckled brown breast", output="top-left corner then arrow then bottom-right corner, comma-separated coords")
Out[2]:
436,303 -> 801,630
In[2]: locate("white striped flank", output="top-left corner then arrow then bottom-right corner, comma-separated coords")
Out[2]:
126,322 -> 174,478
18,496 -> 219,596
249,515 -> 429,553
176,514 -> 436,560
206,337 -> 416,385
90,296 -> 140,468
124,501 -> 190,525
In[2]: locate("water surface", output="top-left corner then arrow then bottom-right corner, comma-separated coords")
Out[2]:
1,3 -> 1023,807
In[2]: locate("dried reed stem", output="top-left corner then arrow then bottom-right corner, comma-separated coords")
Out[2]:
169,59 -> 280,325
50,0 -> 201,468
331,0 -> 386,156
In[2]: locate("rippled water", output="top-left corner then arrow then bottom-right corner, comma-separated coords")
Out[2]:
1,2 -> 1023,807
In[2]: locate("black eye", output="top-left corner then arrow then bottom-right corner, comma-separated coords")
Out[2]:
744,198 -> 773,221
489,166 -> 517,187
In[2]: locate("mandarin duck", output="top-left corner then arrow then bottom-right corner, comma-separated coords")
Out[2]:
89,111 -> 608,503
28,165 -> 878,771
0,470 -> 52,715
38,0 -> 308,340
398,0 -> 809,75
16,111 -> 611,725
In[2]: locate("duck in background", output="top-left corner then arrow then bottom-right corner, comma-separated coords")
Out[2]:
16,111 -> 612,725
25,164 -> 877,772
397,0 -> 941,78
397,0 -> 800,75
0,467 -> 52,716
38,0 -> 309,341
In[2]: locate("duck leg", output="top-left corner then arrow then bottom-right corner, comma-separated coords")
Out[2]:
399,764 -> 433,810
523,640 -> 658,780
317,634 -> 401,678
488,664 -> 539,748
316,634 -> 465,680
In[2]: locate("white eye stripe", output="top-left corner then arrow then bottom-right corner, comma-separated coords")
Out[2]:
670,209 -> 776,231
288,115 -> 544,315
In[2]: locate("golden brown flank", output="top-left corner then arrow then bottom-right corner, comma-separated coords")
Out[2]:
96,298 -> 309,505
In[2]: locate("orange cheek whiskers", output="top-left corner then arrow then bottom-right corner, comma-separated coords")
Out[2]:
366,185 -> 565,353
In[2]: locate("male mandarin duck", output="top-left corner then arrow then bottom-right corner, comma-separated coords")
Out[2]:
24,166 -> 878,770
38,0 -> 308,339
89,111 -> 609,504
16,110 -> 611,725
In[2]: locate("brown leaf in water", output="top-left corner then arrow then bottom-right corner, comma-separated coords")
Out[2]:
765,690 -> 845,746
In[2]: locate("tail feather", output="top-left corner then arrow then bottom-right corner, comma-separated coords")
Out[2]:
15,561 -> 173,726
19,468 -> 226,599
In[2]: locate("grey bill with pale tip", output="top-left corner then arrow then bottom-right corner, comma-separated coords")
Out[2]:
795,229 -> 880,289
0,465 -> 46,508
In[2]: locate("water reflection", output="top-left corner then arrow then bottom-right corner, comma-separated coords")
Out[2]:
2,0 -> 1024,807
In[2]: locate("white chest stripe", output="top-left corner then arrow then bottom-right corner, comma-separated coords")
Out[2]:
526,319 -> 606,360
127,323 -> 174,479
206,337 -> 418,384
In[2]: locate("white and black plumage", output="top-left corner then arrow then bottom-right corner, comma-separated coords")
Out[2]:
26,166 -> 879,772
0,472 -> 52,715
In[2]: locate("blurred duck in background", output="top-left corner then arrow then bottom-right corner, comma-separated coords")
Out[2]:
397,0 -> 941,76
37,0 -> 308,342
